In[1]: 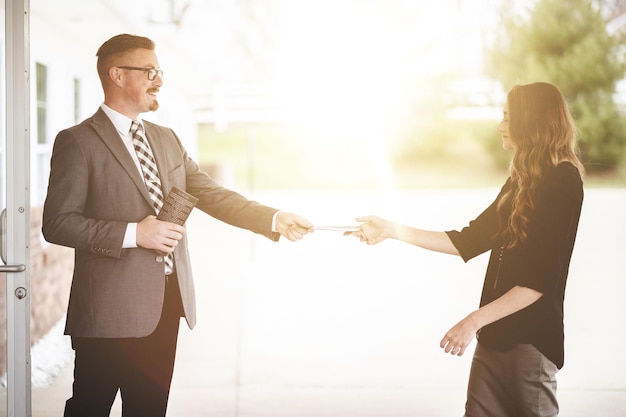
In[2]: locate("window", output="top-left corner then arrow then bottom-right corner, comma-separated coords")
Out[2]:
36,62 -> 48,144
73,77 -> 81,124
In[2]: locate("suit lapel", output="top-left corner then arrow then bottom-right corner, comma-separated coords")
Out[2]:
89,109 -> 155,208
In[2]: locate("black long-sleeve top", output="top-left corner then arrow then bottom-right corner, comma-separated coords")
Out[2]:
446,162 -> 583,369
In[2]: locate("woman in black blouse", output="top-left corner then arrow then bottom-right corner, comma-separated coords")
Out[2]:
347,82 -> 584,417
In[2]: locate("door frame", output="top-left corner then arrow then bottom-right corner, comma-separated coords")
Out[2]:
1,0 -> 32,416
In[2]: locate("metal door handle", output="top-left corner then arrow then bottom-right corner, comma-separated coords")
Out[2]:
0,208 -> 26,272
1,207 -> 6,264
0,264 -> 26,273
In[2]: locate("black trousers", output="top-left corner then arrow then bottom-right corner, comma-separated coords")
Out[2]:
64,274 -> 183,417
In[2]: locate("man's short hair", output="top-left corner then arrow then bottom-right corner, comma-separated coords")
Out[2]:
96,34 -> 155,87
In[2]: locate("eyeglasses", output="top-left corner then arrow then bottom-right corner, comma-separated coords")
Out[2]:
117,66 -> 163,81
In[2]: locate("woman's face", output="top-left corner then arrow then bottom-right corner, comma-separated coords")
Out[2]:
497,101 -> 515,151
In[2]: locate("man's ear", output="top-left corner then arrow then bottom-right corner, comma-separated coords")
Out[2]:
108,66 -> 124,87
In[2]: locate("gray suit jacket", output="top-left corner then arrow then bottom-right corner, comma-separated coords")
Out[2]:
42,108 -> 279,338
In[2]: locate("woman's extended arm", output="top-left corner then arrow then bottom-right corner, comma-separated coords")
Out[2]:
439,285 -> 543,356
346,215 -> 460,256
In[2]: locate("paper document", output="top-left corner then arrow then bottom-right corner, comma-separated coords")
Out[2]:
314,225 -> 360,232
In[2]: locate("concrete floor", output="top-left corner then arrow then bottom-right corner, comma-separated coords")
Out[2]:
5,188 -> 626,416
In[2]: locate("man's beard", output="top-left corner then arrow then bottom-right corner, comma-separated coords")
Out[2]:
148,89 -> 159,111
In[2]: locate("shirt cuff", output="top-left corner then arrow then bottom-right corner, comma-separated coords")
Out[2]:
123,223 -> 138,248
272,211 -> 281,232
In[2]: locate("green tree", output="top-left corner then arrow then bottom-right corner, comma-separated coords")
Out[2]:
487,0 -> 626,172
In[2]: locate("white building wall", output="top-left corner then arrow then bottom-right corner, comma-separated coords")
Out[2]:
29,10 -> 199,207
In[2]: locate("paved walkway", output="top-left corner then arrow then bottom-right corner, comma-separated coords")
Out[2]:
8,189 -> 626,416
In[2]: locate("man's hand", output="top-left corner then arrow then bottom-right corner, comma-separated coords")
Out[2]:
275,211 -> 314,242
136,215 -> 185,254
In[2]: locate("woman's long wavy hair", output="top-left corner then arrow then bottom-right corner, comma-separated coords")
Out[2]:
497,82 -> 584,248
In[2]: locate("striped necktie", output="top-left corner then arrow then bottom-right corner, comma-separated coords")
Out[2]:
130,120 -> 164,213
130,120 -> 173,270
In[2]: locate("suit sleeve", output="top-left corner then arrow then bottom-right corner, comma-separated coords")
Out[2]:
42,129 -> 127,257
166,130 -> 280,241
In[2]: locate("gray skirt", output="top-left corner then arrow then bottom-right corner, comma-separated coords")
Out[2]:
464,343 -> 559,417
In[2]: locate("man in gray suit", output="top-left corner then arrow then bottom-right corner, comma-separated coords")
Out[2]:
42,33 -> 313,417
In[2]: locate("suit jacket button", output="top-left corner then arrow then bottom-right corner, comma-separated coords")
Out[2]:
156,255 -> 164,263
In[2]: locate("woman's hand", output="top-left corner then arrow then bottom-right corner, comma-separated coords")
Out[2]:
439,314 -> 481,357
344,215 -> 393,245
440,286 -> 543,356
